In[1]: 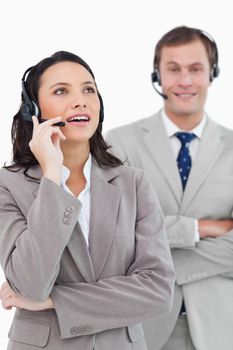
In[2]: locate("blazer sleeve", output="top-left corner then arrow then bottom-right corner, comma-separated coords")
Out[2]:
172,229 -> 233,285
50,171 -> 175,339
165,215 -> 197,248
0,176 -> 81,301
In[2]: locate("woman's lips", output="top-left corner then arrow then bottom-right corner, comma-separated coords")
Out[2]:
66,114 -> 91,125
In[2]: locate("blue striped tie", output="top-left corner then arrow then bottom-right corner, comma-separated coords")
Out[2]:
175,132 -> 196,315
175,132 -> 196,190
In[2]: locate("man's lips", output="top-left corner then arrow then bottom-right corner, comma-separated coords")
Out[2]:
174,92 -> 196,98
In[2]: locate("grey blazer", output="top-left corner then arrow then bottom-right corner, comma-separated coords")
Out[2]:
106,111 -> 233,350
0,160 -> 175,350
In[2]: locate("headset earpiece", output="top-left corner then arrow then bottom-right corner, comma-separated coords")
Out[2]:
98,92 -> 104,123
21,85 -> 40,121
151,69 -> 168,99
200,30 -> 220,82
210,63 -> 220,81
21,67 -> 40,122
151,68 -> 161,86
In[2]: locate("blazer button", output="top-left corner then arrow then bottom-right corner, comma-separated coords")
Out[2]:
70,325 -> 93,334
63,217 -> 71,225
70,327 -> 79,334
64,211 -> 72,218
66,205 -> 74,213
186,273 -> 193,281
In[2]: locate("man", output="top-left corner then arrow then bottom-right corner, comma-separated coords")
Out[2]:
106,26 -> 233,350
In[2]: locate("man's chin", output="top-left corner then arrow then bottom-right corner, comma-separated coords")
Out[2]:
170,107 -> 201,118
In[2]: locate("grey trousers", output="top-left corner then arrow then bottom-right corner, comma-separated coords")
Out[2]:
161,315 -> 196,350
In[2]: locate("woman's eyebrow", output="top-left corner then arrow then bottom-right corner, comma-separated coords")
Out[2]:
49,81 -> 95,89
49,82 -> 70,89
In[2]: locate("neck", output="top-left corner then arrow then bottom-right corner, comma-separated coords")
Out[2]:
165,110 -> 203,131
61,141 -> 90,173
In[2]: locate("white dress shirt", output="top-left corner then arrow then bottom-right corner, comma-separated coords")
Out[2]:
61,154 -> 91,246
161,110 -> 207,242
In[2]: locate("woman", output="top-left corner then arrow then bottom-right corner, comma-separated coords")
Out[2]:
0,51 -> 175,350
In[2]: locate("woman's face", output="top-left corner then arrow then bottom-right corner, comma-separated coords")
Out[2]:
38,61 -> 100,144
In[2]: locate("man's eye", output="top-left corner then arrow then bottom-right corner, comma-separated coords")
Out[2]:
191,67 -> 201,72
168,67 -> 179,72
54,88 -> 67,95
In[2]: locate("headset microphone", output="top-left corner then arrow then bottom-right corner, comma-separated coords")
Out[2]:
151,71 -> 168,100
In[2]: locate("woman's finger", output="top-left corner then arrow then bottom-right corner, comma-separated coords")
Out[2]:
2,298 -> 13,310
32,115 -> 62,133
33,116 -> 63,128
0,282 -> 10,296
51,127 -> 66,141
0,281 -> 9,291
0,285 -> 15,300
31,115 -> 40,137
31,116 -> 65,140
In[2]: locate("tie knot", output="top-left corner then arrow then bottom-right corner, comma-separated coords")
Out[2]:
175,132 -> 196,146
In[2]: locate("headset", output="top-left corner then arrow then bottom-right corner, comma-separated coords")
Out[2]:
21,67 -> 40,122
151,29 -> 220,98
21,66 -> 104,125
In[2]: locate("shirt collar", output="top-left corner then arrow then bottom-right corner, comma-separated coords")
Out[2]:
161,109 -> 207,139
61,153 -> 92,189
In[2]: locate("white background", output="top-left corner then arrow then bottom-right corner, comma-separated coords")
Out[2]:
0,0 -> 232,347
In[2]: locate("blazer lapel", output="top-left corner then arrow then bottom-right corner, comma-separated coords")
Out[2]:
67,222 -> 96,283
88,162 -> 121,281
180,118 -> 225,213
142,112 -> 183,205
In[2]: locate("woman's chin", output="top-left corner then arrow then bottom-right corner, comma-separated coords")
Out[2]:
61,136 -> 90,145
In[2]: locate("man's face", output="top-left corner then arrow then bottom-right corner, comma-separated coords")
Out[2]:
159,40 -> 211,120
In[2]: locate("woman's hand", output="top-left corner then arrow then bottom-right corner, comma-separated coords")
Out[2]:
0,281 -> 54,311
29,116 -> 66,185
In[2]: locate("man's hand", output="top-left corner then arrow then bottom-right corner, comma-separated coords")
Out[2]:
198,219 -> 233,238
0,281 -> 54,311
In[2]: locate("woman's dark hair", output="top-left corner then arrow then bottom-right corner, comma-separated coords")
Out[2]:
5,51 -> 123,177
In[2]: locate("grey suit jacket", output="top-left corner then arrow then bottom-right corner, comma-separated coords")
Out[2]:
0,160 -> 175,350
106,111 -> 233,350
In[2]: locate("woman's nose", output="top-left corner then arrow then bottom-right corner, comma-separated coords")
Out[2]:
72,101 -> 87,108
71,94 -> 87,109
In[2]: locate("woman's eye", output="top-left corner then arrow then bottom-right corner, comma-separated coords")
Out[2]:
54,88 -> 67,95
84,86 -> 96,94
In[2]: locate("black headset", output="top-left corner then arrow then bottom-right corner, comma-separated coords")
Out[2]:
21,67 -> 40,122
21,66 -> 104,123
151,29 -> 220,87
